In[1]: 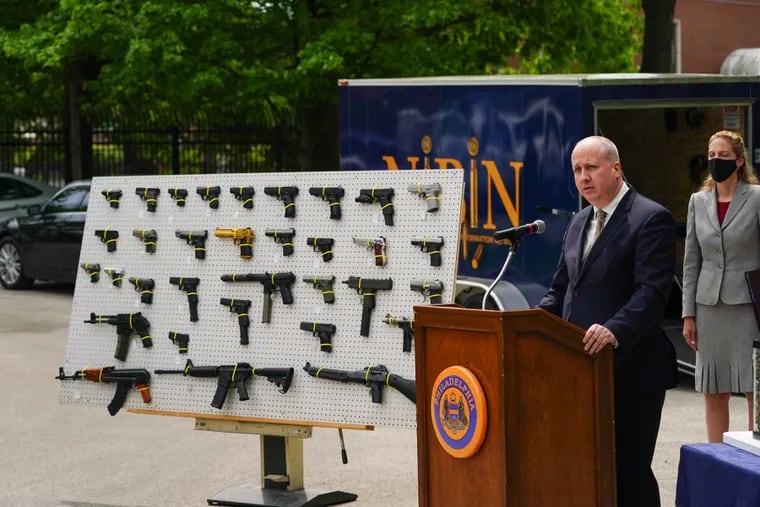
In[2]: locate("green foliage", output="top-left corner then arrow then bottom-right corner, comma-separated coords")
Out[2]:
0,0 -> 643,169
0,0 -> 643,115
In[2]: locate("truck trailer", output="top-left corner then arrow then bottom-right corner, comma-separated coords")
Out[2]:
338,73 -> 760,376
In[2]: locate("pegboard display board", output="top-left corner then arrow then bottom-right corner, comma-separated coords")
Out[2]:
59,170 -> 463,428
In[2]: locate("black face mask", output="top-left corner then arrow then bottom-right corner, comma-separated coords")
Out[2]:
708,158 -> 738,182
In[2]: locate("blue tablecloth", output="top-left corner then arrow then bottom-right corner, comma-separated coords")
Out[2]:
676,443 -> 760,507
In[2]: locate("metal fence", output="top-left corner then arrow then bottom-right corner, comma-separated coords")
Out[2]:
0,111 -> 298,186
0,114 -> 67,186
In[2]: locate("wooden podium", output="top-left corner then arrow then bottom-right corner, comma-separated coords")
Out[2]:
414,305 -> 616,507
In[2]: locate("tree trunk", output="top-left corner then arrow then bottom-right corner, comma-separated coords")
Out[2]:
298,102 -> 339,171
64,60 -> 102,181
640,0 -> 676,73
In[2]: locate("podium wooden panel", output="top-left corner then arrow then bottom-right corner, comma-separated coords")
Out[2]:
414,305 -> 616,507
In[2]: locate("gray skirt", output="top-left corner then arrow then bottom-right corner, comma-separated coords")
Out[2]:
695,301 -> 758,393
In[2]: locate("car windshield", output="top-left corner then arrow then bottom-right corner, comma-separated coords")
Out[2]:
43,186 -> 89,213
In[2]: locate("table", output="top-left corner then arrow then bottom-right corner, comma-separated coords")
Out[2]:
676,443 -> 760,507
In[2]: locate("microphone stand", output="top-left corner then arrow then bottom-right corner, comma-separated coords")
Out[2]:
482,238 -> 521,310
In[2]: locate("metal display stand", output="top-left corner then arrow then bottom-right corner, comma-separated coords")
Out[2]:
195,420 -> 356,507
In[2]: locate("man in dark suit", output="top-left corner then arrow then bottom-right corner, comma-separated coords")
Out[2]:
539,136 -> 678,507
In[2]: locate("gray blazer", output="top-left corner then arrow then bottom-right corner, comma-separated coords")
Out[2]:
682,180 -> 760,317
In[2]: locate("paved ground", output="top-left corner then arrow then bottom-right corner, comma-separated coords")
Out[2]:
0,285 -> 750,506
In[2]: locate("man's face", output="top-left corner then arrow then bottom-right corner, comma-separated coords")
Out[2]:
571,142 -> 622,208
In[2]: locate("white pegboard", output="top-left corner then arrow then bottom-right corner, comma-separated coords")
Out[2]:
60,170 -> 463,428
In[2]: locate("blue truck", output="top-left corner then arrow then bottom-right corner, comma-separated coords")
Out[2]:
338,73 -> 760,376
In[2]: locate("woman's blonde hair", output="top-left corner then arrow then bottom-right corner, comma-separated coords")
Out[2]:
700,130 -> 758,191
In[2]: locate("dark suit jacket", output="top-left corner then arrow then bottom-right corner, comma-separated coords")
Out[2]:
539,188 -> 679,393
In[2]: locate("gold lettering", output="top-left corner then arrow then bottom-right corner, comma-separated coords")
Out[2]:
483,160 -> 522,230
381,156 -> 399,170
381,156 -> 422,170
469,157 -> 478,228
433,158 -> 462,170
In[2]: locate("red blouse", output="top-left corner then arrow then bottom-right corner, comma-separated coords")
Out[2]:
717,201 -> 730,225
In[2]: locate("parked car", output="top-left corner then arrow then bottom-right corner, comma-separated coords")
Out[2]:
0,173 -> 58,222
0,180 -> 90,289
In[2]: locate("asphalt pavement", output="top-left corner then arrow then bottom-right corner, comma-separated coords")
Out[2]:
0,285 -> 749,507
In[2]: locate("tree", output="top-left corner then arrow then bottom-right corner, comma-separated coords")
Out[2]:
0,0 -> 644,170
640,0 -> 675,73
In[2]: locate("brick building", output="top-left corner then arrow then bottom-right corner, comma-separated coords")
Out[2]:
676,0 -> 760,73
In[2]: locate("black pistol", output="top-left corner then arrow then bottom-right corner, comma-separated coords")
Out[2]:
220,297 -> 252,345
197,186 -> 221,209
410,236 -> 444,267
265,228 -> 296,256
307,237 -> 334,262
128,277 -> 155,304
169,277 -> 200,322
264,186 -> 299,218
175,230 -> 208,260
230,186 -> 255,209
101,189 -> 122,209
300,321 -> 337,353
308,186 -> 345,220
135,187 -> 160,212
94,229 -> 119,252
355,187 -> 395,226
342,276 -> 393,337
169,188 -> 188,207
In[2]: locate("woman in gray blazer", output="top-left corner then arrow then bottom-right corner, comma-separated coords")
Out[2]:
682,130 -> 760,442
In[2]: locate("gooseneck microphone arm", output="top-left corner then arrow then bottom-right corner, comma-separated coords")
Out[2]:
482,220 -> 546,310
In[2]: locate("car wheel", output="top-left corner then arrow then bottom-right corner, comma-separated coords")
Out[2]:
0,237 -> 34,289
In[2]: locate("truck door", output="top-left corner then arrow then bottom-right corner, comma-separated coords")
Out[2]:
595,102 -> 753,376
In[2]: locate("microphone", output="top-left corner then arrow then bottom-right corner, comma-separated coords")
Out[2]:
493,220 -> 546,242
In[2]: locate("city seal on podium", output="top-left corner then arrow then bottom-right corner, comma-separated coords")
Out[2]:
430,365 -> 487,458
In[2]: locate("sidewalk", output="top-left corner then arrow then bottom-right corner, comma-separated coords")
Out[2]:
0,287 -> 747,506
